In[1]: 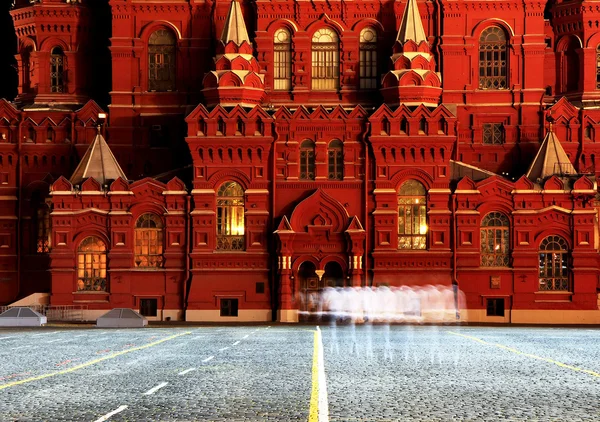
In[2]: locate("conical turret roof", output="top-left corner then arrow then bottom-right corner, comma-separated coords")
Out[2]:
396,0 -> 427,44
70,131 -> 127,186
526,127 -> 576,181
220,0 -> 250,46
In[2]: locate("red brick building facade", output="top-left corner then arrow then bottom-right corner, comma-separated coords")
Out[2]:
2,0 -> 600,322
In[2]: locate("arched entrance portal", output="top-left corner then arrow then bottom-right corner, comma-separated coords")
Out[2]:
298,261 -> 320,315
323,261 -> 344,288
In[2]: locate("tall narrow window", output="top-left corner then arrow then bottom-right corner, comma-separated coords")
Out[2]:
216,181 -> 245,251
479,27 -> 507,89
274,28 -> 292,91
36,203 -> 51,253
50,47 -> 64,93
299,140 -> 316,180
483,123 -> 505,145
327,139 -> 343,180
134,214 -> 164,268
398,180 -> 427,250
596,45 -> 600,89
311,28 -> 339,90
539,236 -> 569,291
359,27 -> 377,90
77,236 -> 107,292
148,29 -> 176,92
480,212 -> 509,267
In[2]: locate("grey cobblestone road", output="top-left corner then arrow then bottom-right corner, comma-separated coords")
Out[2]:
0,325 -> 599,421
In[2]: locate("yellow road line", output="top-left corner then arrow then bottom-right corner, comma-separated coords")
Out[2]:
0,331 -> 192,390
309,330 -> 319,422
448,331 -> 600,378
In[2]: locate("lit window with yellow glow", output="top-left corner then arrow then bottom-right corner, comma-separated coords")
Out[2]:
134,214 -> 164,268
397,180 -> 427,250
77,236 -> 107,292
480,212 -> 509,266
539,235 -> 569,291
216,181 -> 245,251
36,203 -> 51,253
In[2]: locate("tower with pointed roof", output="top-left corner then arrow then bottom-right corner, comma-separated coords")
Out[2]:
526,124 -> 577,182
202,0 -> 265,108
70,130 -> 128,187
380,0 -> 442,107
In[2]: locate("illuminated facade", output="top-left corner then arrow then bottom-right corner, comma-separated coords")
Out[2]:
2,0 -> 600,323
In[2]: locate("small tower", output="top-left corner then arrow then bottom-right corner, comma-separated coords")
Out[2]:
70,130 -> 128,187
10,0 -> 92,106
380,0 -> 442,107
202,0 -> 265,108
526,123 -> 577,182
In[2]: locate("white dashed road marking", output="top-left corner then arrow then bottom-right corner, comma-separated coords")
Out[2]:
243,334 -> 249,339
219,347 -> 229,352
191,336 -> 204,340
94,405 -> 128,422
46,339 -> 63,343
232,341 -> 240,346
0,337 -> 12,340
11,346 -> 27,350
143,382 -> 168,395
74,334 -> 87,338
202,356 -> 214,363
178,368 -> 196,375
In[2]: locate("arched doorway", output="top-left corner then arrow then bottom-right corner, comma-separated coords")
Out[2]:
298,261 -> 320,315
323,261 -> 345,288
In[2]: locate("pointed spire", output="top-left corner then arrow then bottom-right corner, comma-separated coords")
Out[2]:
220,0 -> 250,46
526,128 -> 577,181
70,132 -> 127,186
396,0 -> 427,44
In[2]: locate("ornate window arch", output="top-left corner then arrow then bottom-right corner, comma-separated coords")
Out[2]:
274,28 -> 292,91
148,28 -> 176,92
397,180 -> 427,250
134,213 -> 164,268
216,181 -> 245,251
595,44 -> 600,90
311,28 -> 339,90
299,140 -> 316,180
539,235 -> 570,291
479,26 -> 508,90
359,27 -> 378,90
77,236 -> 107,292
36,202 -> 51,253
327,139 -> 343,180
50,47 -> 64,93
480,212 -> 510,267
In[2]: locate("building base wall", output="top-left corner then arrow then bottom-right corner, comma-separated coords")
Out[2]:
462,309 -> 600,324
277,309 -> 299,323
186,309 -> 271,322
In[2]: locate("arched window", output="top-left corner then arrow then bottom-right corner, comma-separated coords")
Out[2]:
50,47 -> 64,93
479,27 -> 507,89
327,139 -> 343,180
299,140 -> 316,180
398,180 -> 427,250
77,236 -> 107,292
596,45 -> 600,89
480,212 -> 509,267
148,29 -> 176,92
36,202 -> 51,253
274,28 -> 292,91
359,27 -> 377,90
134,214 -> 164,268
311,28 -> 339,90
562,37 -> 580,92
216,181 -> 245,251
539,235 -> 569,291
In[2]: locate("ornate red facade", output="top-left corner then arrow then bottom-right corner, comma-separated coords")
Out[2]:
2,0 -> 600,322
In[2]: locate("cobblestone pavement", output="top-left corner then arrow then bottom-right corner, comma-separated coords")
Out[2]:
0,325 -> 599,421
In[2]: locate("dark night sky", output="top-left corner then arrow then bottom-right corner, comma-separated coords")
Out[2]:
0,2 -> 18,101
